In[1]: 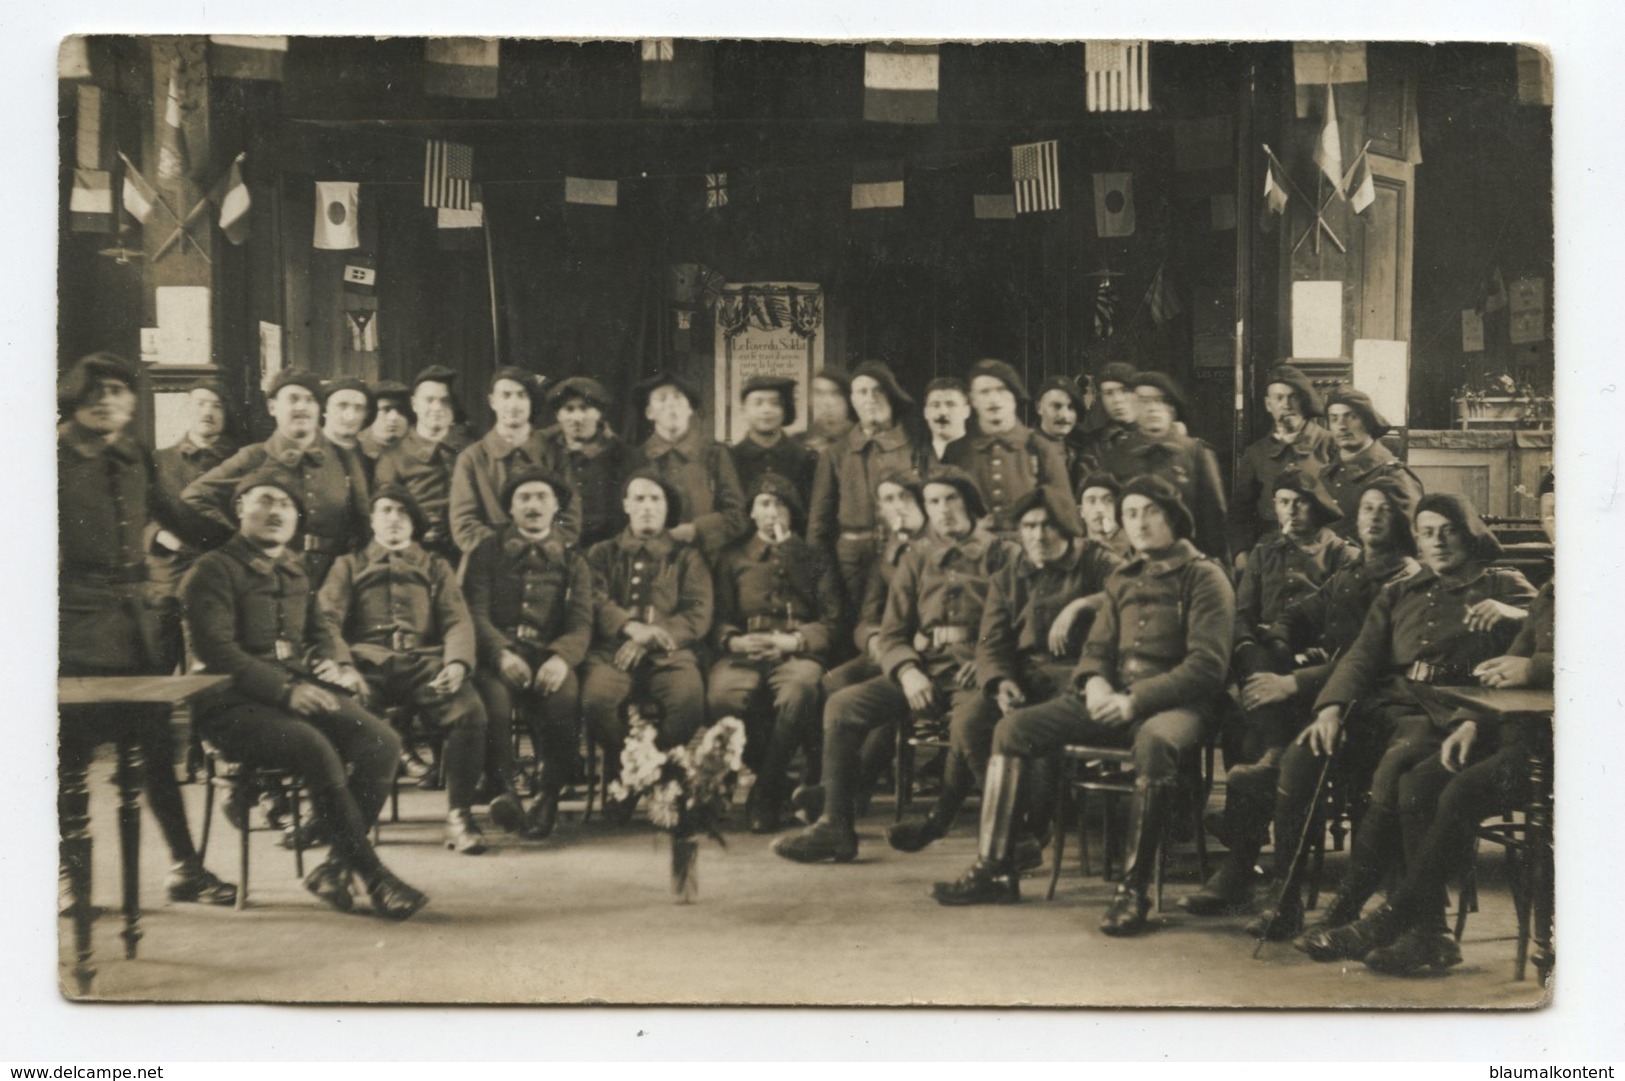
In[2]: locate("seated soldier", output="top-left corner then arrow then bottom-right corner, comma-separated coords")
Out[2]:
709,473 -> 843,833
463,468 -> 595,840
773,466 -> 1017,865
317,485 -> 499,856
1078,473 -> 1134,560
183,469 -> 425,920
582,471 -> 713,815
1339,472 -> 1555,976
932,476 -> 1236,938
1293,493 -> 1536,964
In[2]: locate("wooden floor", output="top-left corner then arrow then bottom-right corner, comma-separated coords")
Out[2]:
61,759 -> 1548,1009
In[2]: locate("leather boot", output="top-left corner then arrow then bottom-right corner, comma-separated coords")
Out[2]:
747,782 -> 788,834
1365,923 -> 1464,976
523,788 -> 561,839
302,856 -> 356,913
790,783 -> 824,824
361,864 -> 428,921
1245,880 -> 1306,941
888,811 -> 949,853
933,754 -> 1024,905
444,808 -> 488,855
771,819 -> 858,863
1300,902 -> 1404,963
165,858 -> 238,906
1294,805 -> 1401,954
488,790 -> 527,835
1180,855 -> 1255,916
1099,778 -> 1173,937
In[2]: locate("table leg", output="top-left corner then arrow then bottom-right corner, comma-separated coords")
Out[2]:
58,747 -> 96,996
1526,721 -> 1554,984
115,736 -> 144,962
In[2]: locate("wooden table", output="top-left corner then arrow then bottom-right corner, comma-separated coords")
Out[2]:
1433,685 -> 1555,984
58,674 -> 232,996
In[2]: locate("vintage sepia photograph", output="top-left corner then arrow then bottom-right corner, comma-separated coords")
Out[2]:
52,33 -> 1558,1011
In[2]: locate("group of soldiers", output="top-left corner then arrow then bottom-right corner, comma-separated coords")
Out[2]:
58,348 -> 1554,980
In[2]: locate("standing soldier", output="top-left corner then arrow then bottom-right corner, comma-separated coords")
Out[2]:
1119,371 -> 1229,562
922,376 -> 972,467
357,380 -> 412,466
708,473 -> 843,832
796,368 -> 856,458
1034,374 -> 1091,497
1320,387 -> 1424,538
374,365 -> 471,563
625,371 -> 749,565
1229,364 -> 1337,557
317,485 -> 499,856
1077,362 -> 1139,479
183,368 -> 371,590
463,468 -> 596,839
321,378 -> 374,457
58,353 -> 237,907
729,376 -> 819,514
540,376 -> 629,551
774,467 -> 1017,865
184,470 -> 424,919
949,358 -> 1078,536
933,477 -> 1235,937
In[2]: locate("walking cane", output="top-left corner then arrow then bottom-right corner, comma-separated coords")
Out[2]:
1251,716 -> 1347,958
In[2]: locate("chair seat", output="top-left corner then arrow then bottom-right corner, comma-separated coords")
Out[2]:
198,743 -> 311,911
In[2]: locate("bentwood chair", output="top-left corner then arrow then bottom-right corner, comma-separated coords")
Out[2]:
197,743 -> 311,911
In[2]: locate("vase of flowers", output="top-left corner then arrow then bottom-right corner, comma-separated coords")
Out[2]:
609,706 -> 747,903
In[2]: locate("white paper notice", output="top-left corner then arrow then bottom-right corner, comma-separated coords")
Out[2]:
1461,309 -> 1486,353
1291,281 -> 1343,358
1509,277 -> 1546,345
155,286 -> 212,366
1353,339 -> 1409,427
259,321 -> 284,387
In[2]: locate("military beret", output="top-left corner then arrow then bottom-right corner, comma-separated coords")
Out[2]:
500,466 -> 574,515
181,379 -> 226,402
1271,469 -> 1343,527
633,371 -> 703,414
1009,485 -> 1081,539
924,376 -> 969,397
1077,472 -> 1124,503
323,377 -> 374,404
872,465 -> 925,502
1266,364 -> 1326,418
413,364 -> 458,390
1096,362 -> 1139,390
1358,475 -> 1419,554
58,352 -> 137,413
740,375 -> 799,428
372,380 -> 412,405
546,375 -> 612,411
488,365 -> 539,396
1036,374 -> 1087,413
621,468 -> 685,529
266,368 -> 324,400
1122,474 -> 1195,542
369,483 -> 430,539
745,470 -> 807,532
967,358 -> 1029,402
1130,370 -> 1189,422
921,465 -> 988,521
812,368 -> 852,394
1415,492 -> 1504,563
1327,387 -> 1391,438
850,360 -> 915,409
231,467 -> 306,521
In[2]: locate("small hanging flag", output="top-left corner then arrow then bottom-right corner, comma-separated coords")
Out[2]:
973,193 -> 1016,220
641,39 -> 713,114
209,36 -> 288,81
1292,42 -> 1367,118
1312,85 -> 1345,197
642,39 -> 675,61
347,310 -> 379,353
565,177 -> 619,207
157,60 -> 189,182
437,185 -> 484,251
1509,278 -> 1546,344
210,154 -> 251,245
314,181 -> 360,250
1084,41 -> 1151,112
1092,172 -> 1136,237
1516,45 -> 1553,106
1483,266 -> 1509,313
342,256 -> 376,291
1461,309 -> 1486,353
58,36 -> 93,80
1147,262 -> 1183,326
863,44 -> 939,124
70,169 -> 115,233
1012,140 -> 1060,214
706,172 -> 728,210
1348,153 -> 1375,215
851,161 -> 905,210
1093,277 -> 1120,339
423,139 -> 473,211
425,38 -> 500,100
1262,157 -> 1289,220
75,85 -> 104,170
120,157 -> 159,227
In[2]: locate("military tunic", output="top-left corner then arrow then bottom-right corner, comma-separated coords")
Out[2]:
373,428 -> 471,558
624,425 -> 748,565
976,537 -> 1125,700
945,421 -> 1079,536
807,422 -> 927,610
1115,432 -> 1231,562
729,435 -> 819,517
449,426 -> 583,555
539,423 -> 629,551
1228,423 -> 1338,553
1320,440 -> 1424,540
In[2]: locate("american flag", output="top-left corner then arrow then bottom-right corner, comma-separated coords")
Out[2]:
1011,140 -> 1060,214
423,139 -> 473,211
1085,41 -> 1151,112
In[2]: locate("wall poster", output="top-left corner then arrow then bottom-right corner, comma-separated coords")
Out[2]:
712,282 -> 824,444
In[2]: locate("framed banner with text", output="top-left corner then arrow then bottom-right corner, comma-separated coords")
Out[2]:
712,282 -> 824,444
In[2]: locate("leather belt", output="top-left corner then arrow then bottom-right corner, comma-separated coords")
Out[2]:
510,624 -> 545,643
923,625 -> 972,649
840,529 -> 882,542
1405,660 -> 1465,685
746,614 -> 799,633
390,629 -> 425,652
302,534 -> 345,554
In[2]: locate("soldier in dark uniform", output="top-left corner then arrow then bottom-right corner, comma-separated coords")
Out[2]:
540,376 -> 629,551
947,358 -> 1078,538
356,380 -> 411,466
1320,387 -> 1424,539
1228,364 -> 1338,557
1078,473 -> 1134,561
58,354 -> 237,907
1034,374 -> 1090,497
933,477 -> 1236,938
709,473 -> 843,832
581,471 -> 714,806
774,466 -> 1017,865
183,469 -> 425,920
1077,361 -> 1139,480
320,378 -> 374,459
183,368 -> 371,589
808,360 -> 927,614
922,376 -> 971,467
374,365 -> 471,563
463,468 -> 595,839
450,366 -> 582,555
624,371 -> 749,565
317,485 -> 496,856
795,368 -> 856,458
1294,493 -> 1535,963
729,375 -> 819,513
1119,371 -> 1229,562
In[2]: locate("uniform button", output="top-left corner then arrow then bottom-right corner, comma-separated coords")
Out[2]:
631,576 -> 642,584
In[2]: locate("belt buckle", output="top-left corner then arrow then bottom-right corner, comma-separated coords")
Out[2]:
516,624 -> 541,642
274,639 -> 296,662
1408,660 -> 1440,684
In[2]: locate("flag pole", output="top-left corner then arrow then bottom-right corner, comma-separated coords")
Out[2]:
480,196 -> 502,371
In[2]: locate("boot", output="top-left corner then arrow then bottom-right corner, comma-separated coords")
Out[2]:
280,816 -> 331,851
1245,880 -> 1306,941
444,808 -> 488,855
933,754 -> 1024,905
1012,831 -> 1046,874
523,790 -> 561,839
1099,778 -> 1173,937
1180,856 -> 1255,916
165,858 -> 238,906
361,864 -> 428,921
887,812 -> 949,853
1299,902 -> 1404,963
1365,924 -> 1464,976
398,749 -> 432,780
746,783 -> 788,835
771,819 -> 858,863
1294,805 -> 1402,957
790,784 -> 824,824
302,857 -> 356,914
488,790 -> 527,835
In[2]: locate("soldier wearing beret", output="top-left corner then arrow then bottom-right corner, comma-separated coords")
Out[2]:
1077,361 -> 1140,480
1034,374 -> 1091,496
933,476 -> 1236,938
317,485 -> 497,856
1320,387 -> 1424,539
184,368 -> 372,590
183,469 -> 425,920
1294,492 -> 1535,965
729,375 -> 819,514
463,468 -> 596,839
775,467 -> 1018,865
357,380 -> 412,464
709,473 -> 844,832
1117,371 -> 1230,563
540,376 -> 629,550
1229,364 -> 1339,556
624,371 -> 749,565
946,358 -> 1079,537
374,365 -> 472,562
58,353 -> 236,907
450,366 -> 582,555
1077,472 -> 1134,561
922,376 -> 972,467
795,368 -> 857,458
321,378 -> 374,456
